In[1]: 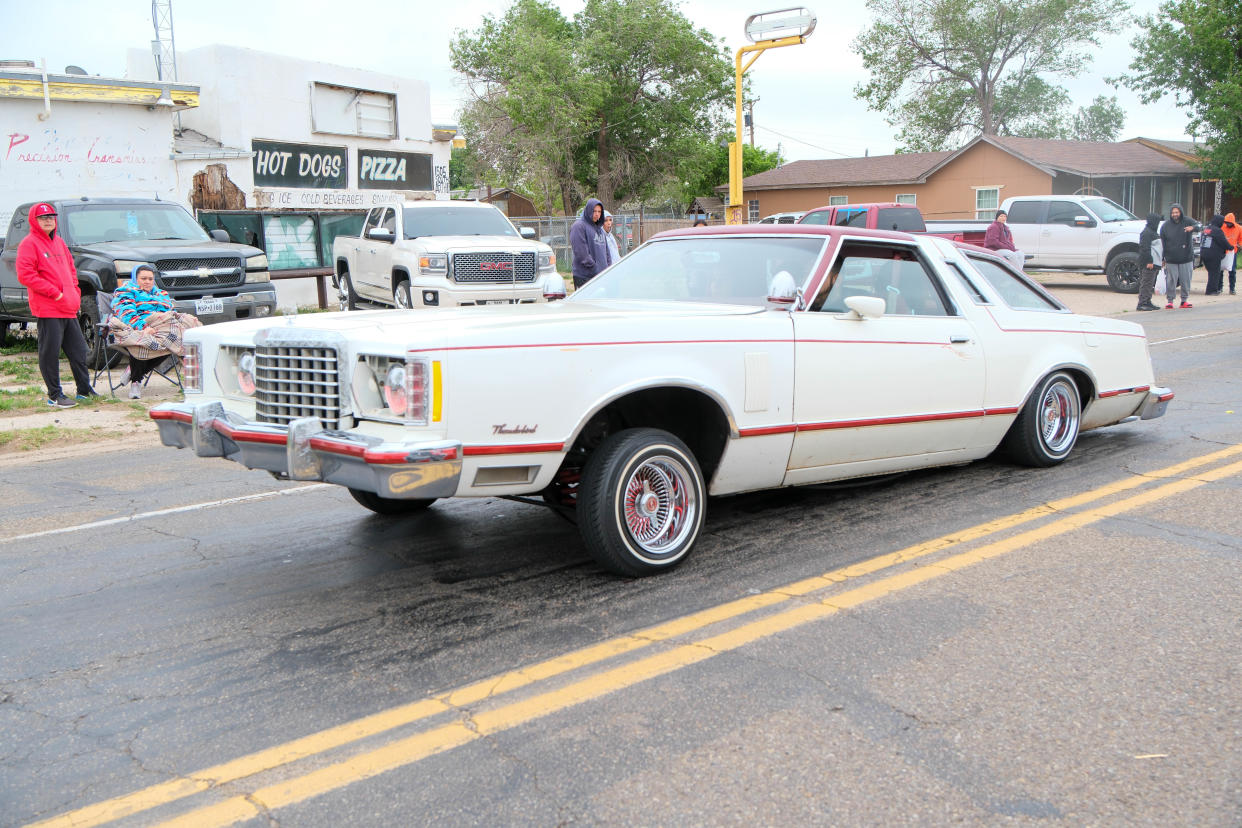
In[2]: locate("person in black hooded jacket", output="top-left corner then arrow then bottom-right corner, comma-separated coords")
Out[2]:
1136,212 -> 1161,311
1200,213 -> 1235,295
1158,203 -> 1198,307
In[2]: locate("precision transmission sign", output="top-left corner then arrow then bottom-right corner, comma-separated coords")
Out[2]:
251,140 -> 347,189
357,149 -> 433,191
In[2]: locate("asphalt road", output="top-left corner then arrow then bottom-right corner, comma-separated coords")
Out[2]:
1,294 -> 1239,827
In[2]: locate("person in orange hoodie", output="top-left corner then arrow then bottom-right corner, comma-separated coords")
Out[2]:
16,202 -> 97,407
1222,212 -> 1242,295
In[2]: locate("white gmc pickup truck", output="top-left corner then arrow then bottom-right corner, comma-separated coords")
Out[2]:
332,201 -> 563,310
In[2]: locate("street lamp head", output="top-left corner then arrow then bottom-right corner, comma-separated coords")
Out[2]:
744,7 -> 816,43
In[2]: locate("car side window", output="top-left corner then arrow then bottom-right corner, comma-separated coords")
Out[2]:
800,210 -> 830,225
814,243 -> 952,316
966,255 -> 1063,310
1005,201 -> 1041,224
834,209 -> 868,228
379,208 -> 397,235
5,205 -> 33,248
362,208 -> 382,232
1046,201 -> 1081,225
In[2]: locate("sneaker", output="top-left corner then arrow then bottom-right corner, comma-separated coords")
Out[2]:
47,395 -> 77,408
129,382 -> 142,400
76,390 -> 102,401
1165,303 -> 1174,309
1136,302 -> 1159,311
1180,301 -> 1193,308
1231,289 -> 1237,295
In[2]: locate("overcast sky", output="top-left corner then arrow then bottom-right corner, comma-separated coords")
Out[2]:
3,0 -> 1189,162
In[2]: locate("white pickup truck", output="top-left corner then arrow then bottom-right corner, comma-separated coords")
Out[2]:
332,201 -> 562,310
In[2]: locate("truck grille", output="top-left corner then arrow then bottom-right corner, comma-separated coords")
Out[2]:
254,345 -> 342,430
451,252 -> 537,284
154,256 -> 244,290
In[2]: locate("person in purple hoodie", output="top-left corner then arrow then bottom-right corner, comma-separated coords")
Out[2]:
983,209 -> 1026,271
569,198 -> 611,289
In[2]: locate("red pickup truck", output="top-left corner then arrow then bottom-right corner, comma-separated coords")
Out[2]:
797,203 -> 988,246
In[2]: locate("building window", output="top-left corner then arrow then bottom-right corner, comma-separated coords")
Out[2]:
895,193 -> 917,205
311,82 -> 397,139
975,187 -> 1000,220
747,200 -> 760,223
829,196 -> 848,206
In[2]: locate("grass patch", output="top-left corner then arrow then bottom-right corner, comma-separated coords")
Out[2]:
0,354 -> 39,384
0,425 -> 124,453
0,386 -> 49,412
0,331 -> 39,355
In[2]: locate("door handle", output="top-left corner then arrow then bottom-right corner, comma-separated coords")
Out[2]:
949,334 -> 971,344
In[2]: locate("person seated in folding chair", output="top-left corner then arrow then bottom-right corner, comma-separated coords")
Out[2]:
109,264 -> 202,398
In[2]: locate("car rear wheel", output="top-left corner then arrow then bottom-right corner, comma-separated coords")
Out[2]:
577,428 -> 705,577
338,272 -> 358,311
348,488 -> 436,514
1003,371 -> 1081,467
1105,252 -> 1141,293
394,279 -> 413,309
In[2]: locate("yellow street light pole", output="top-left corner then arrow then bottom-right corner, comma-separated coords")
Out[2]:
726,8 -> 816,226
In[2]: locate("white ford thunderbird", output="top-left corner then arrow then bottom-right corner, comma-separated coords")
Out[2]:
151,225 -> 1171,576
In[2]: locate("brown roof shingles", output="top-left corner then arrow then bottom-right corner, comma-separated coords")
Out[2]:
734,149 -> 957,190
987,135 -> 1197,176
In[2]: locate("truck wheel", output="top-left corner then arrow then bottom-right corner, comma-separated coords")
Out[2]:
79,300 -> 106,370
1105,252 -> 1141,293
338,272 -> 358,311
394,279 -> 413,309
577,428 -> 705,577
1002,371 -> 1081,467
347,488 -> 436,515
0,322 -> 11,348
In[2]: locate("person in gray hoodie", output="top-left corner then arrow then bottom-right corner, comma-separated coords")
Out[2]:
569,198 -> 611,289
1158,203 -> 1198,308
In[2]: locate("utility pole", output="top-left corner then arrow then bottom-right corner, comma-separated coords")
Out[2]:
745,98 -> 758,147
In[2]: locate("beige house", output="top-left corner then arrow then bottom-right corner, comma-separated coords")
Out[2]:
725,135 -> 1208,223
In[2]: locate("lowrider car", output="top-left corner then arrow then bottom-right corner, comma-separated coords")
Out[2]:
150,225 -> 1172,576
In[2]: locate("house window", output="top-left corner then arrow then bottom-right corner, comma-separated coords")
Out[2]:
895,193 -> 917,205
311,82 -> 397,139
747,200 -> 760,223
829,196 -> 848,206
975,187 -> 1000,220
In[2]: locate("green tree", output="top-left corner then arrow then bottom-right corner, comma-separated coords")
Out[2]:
453,0 -> 734,213
448,146 -> 473,193
675,137 -> 783,209
1120,0 -> 1242,192
853,0 -> 1122,151
1070,96 -> 1125,142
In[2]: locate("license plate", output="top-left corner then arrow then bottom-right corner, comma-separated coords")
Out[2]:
195,298 -> 224,315
483,299 -> 513,305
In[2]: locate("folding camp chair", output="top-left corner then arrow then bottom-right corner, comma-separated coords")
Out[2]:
90,293 -> 183,397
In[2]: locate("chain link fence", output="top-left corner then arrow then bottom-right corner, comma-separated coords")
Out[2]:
510,213 -> 723,271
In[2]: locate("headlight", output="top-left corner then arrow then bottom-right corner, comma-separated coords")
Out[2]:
112,259 -> 147,281
245,254 -> 270,281
419,254 -> 447,274
538,251 -> 555,271
215,346 -> 256,398
353,356 -> 433,424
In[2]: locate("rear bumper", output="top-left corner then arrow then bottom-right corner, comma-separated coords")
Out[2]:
149,401 -> 461,499
1139,386 -> 1174,420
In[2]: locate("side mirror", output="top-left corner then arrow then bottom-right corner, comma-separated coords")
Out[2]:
366,227 -> 395,242
844,295 -> 886,319
519,226 -> 537,240
766,270 -> 799,309
540,270 -> 566,301
1073,216 -> 1096,228
209,229 -> 230,243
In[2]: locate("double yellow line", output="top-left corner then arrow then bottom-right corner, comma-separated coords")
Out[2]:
33,444 -> 1242,828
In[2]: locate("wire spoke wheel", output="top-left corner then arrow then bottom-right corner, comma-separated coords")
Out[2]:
621,456 -> 696,554
1003,371 -> 1081,467
1039,380 -> 1079,455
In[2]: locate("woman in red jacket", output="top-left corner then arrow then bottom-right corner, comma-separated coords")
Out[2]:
16,203 -> 97,407
983,209 -> 1027,272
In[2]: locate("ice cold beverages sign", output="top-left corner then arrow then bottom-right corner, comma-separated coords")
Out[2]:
252,140 -> 347,189
357,149 -> 432,191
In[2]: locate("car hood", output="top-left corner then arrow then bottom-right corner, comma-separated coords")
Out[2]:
75,239 -> 264,259
411,235 -> 551,253
197,300 -> 771,350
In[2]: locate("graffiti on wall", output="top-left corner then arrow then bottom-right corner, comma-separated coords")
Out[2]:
5,129 -> 157,168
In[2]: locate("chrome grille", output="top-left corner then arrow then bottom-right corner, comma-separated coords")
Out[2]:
254,345 -> 341,429
451,251 -> 537,284
153,256 -> 244,290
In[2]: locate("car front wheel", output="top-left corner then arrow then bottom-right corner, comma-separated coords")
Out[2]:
577,428 -> 705,576
1105,252 -> 1141,293
1003,371 -> 1081,467
394,279 -> 413,309
338,272 -> 358,311
348,488 -> 436,515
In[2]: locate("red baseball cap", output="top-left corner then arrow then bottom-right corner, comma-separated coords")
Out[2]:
32,203 -> 57,218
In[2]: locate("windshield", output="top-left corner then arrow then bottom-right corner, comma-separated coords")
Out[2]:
402,206 -> 518,238
61,204 -> 210,244
569,235 -> 826,306
1083,198 -> 1137,222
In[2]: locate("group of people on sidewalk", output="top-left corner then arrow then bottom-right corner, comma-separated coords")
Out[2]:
983,203 -> 1239,313
14,202 -> 199,407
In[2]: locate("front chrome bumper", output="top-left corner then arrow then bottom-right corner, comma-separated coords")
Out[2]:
150,402 -> 462,500
1139,386 -> 1174,420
